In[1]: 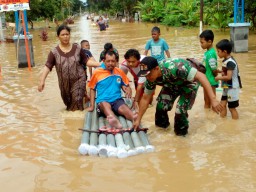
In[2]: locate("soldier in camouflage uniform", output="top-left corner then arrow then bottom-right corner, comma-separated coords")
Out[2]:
134,56 -> 223,136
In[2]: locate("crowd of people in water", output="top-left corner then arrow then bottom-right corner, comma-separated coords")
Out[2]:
38,21 -> 242,137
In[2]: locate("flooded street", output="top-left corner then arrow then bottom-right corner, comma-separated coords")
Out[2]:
0,16 -> 256,192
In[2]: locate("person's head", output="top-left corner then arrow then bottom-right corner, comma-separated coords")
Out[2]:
138,56 -> 161,82
124,49 -> 141,68
199,30 -> 214,50
104,43 -> 119,61
56,25 -> 71,45
104,43 -> 114,51
151,26 -> 160,41
81,40 -> 90,50
216,39 -> 232,59
104,51 -> 118,71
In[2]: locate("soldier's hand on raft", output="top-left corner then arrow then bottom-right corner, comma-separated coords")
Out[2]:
133,119 -> 140,130
131,100 -> 139,112
211,99 -> 224,114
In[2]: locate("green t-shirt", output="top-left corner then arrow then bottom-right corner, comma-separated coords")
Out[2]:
203,47 -> 218,86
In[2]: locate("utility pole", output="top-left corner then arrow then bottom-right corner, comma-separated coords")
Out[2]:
199,0 -> 203,34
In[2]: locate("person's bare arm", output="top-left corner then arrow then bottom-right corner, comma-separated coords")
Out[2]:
134,84 -> 144,102
144,50 -> 149,56
165,50 -> 171,58
195,71 -> 223,113
89,67 -> 93,79
212,69 -> 218,77
86,57 -> 100,67
133,93 -> 152,129
38,66 -> 50,92
120,64 -> 129,75
215,70 -> 232,81
87,89 -> 96,112
132,84 -> 144,111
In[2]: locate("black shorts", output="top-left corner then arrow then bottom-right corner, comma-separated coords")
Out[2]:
97,98 -> 125,116
221,96 -> 239,108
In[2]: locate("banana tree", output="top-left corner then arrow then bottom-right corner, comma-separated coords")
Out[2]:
162,0 -> 199,26
135,0 -> 165,23
203,0 -> 233,30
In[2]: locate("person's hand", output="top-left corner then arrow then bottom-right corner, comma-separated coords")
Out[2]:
131,101 -> 139,112
123,86 -> 132,98
133,118 -> 141,130
215,76 -> 221,81
217,69 -> 222,73
87,106 -> 94,112
211,99 -> 223,114
38,81 -> 45,92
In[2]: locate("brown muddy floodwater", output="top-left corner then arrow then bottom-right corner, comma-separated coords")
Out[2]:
0,16 -> 256,192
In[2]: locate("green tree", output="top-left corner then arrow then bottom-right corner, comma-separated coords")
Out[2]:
162,0 -> 199,26
203,0 -> 233,30
245,0 -> 256,29
135,0 -> 165,23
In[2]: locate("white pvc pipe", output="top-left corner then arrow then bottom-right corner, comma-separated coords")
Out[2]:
131,132 -> 145,154
115,133 -> 128,158
88,105 -> 99,156
138,131 -> 155,153
98,133 -> 108,157
123,132 -> 137,156
78,112 -> 92,155
106,134 -> 117,157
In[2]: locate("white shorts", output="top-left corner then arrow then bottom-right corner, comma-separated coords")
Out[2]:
222,88 -> 239,102
221,88 -> 240,108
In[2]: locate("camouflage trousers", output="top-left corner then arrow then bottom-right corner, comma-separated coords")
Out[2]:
155,83 -> 199,135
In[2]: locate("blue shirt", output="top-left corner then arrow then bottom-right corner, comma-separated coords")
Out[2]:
145,38 -> 169,62
88,64 -> 130,104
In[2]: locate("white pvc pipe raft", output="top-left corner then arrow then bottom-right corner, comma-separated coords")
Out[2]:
78,99 -> 155,158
